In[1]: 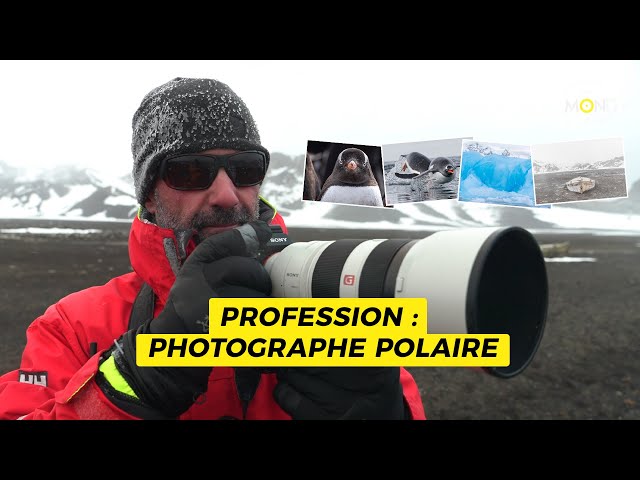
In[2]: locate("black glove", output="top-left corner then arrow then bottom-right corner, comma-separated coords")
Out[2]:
273,367 -> 407,420
97,221 -> 273,419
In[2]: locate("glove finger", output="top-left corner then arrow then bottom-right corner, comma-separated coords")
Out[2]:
280,367 -> 360,395
244,220 -> 273,245
277,367 -> 356,405
282,367 -> 399,393
332,367 -> 399,394
213,285 -> 271,298
340,379 -> 406,420
231,221 -> 273,257
339,397 -> 387,420
185,221 -> 273,266
352,367 -> 401,392
202,256 -> 272,295
273,382 -> 334,420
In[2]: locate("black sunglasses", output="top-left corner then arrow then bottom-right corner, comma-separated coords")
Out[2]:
160,151 -> 267,190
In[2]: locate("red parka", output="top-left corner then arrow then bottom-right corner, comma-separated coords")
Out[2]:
0,199 -> 426,420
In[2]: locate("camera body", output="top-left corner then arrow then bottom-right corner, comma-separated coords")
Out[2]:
255,225 -> 294,264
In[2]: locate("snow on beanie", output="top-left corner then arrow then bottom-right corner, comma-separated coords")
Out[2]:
131,77 -> 270,205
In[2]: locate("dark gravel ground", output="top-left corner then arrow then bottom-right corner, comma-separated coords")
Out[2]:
1,219 -> 638,420
533,168 -> 628,205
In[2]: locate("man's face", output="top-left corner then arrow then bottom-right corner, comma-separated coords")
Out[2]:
145,148 -> 261,240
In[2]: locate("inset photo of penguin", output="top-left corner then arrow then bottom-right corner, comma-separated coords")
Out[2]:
382,137 -> 471,205
303,140 -> 387,208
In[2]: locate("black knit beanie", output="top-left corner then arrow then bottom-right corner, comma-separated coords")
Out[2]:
131,77 -> 270,205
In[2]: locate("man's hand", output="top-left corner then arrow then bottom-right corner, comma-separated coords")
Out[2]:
96,221 -> 273,419
273,367 -> 407,420
150,221 -> 274,336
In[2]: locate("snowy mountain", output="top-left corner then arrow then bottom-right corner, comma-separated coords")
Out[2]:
532,156 -> 625,174
531,162 -> 561,174
1,156 -> 639,234
0,160 -> 137,220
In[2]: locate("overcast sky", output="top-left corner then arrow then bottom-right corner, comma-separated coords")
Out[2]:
1,60 -> 638,184
532,137 -> 625,168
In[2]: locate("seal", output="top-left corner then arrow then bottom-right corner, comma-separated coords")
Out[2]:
395,152 -> 431,179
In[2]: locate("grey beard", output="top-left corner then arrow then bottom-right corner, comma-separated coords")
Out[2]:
153,190 -> 260,239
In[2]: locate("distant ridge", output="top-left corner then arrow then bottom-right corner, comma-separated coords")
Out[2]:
0,156 -> 639,232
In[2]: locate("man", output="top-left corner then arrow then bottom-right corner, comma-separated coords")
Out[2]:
0,77 -> 426,420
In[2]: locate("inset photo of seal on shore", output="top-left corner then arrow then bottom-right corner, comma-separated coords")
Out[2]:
532,137 -> 627,206
303,140 -> 386,208
382,137 -> 469,205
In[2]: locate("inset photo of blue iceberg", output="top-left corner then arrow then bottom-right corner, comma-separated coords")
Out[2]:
458,140 -> 548,208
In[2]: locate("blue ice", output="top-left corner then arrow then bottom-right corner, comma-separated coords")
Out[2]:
459,151 -> 540,207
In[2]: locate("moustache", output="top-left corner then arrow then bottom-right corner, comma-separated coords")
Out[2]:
191,205 -> 257,231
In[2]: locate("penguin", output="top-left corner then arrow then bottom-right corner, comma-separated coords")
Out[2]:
303,153 -> 322,201
319,148 -> 384,206
395,152 -> 456,184
416,156 -> 457,184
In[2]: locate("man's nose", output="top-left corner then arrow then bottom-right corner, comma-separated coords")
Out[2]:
205,169 -> 240,208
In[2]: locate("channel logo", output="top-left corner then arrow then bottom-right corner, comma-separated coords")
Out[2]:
565,97 -> 618,114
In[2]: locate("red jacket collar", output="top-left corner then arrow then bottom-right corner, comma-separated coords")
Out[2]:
126,197 -> 285,306
128,216 -> 198,305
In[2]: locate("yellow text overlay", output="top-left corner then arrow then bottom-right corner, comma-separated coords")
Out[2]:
136,298 -> 510,367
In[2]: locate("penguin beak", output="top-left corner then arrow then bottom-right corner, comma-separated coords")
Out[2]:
347,160 -> 358,171
446,167 -> 454,174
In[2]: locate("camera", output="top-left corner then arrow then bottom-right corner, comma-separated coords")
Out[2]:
257,225 -> 548,379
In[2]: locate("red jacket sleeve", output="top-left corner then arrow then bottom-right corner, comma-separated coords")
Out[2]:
400,367 -> 426,419
0,303 -> 134,420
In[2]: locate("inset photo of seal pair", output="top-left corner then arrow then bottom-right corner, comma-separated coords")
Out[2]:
303,140 -> 386,207
382,137 -> 468,205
